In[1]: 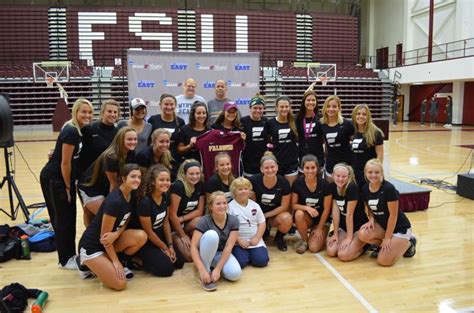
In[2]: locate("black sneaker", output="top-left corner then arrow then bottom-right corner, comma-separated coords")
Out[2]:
76,255 -> 96,280
275,232 -> 288,251
403,237 -> 417,258
369,246 -> 380,258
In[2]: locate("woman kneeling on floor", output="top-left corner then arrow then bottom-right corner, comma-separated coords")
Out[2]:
136,164 -> 185,276
190,191 -> 241,291
358,159 -> 416,266
77,164 -> 147,291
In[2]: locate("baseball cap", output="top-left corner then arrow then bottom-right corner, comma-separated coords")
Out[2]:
131,98 -> 147,110
223,102 -> 238,111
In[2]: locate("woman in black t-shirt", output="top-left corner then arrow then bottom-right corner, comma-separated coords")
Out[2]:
296,91 -> 325,169
136,128 -> 177,181
326,163 -> 368,262
177,101 -> 210,163
241,95 -> 268,177
358,159 -> 416,266
78,127 -> 137,226
136,165 -> 184,276
40,98 -> 93,269
351,104 -> 384,188
77,99 -> 119,174
205,152 -> 235,203
169,159 -> 206,262
319,96 -> 355,178
292,155 -> 332,254
147,94 -> 185,163
249,153 -> 292,251
78,164 -> 147,291
266,96 -> 299,185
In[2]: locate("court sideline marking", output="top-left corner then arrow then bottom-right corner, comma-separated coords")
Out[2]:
315,253 -> 378,313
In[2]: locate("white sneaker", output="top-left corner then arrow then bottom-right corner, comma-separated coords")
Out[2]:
59,255 -> 78,270
124,267 -> 134,281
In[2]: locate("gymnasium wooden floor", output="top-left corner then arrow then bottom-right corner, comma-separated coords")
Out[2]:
1,122 -> 473,313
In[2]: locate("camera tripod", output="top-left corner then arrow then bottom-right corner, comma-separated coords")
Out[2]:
0,146 -> 30,222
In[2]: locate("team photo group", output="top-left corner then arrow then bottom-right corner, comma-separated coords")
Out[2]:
40,77 -> 417,292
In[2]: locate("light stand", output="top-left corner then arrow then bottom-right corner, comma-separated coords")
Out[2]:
0,146 -> 30,222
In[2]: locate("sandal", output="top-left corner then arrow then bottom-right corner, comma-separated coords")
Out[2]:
296,241 -> 308,254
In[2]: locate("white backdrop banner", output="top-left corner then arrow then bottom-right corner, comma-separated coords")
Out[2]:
127,50 -> 260,120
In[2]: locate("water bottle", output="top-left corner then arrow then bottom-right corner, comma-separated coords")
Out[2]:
31,291 -> 49,313
20,235 -> 31,260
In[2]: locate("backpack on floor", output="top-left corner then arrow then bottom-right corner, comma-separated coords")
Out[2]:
0,225 -> 21,263
28,231 -> 56,252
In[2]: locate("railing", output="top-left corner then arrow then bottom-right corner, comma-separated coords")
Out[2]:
361,37 -> 474,69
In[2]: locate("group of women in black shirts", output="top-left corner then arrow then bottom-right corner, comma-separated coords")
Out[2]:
40,90 -> 416,292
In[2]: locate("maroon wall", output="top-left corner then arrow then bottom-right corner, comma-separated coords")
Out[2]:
409,83 -> 452,123
0,6 -> 358,67
463,81 -> 474,125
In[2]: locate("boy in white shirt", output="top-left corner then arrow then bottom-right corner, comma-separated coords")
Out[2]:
228,177 -> 269,268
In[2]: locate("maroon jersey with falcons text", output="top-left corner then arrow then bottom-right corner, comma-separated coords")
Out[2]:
195,129 -> 244,181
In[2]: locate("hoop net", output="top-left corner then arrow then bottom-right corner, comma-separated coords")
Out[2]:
46,76 -> 55,88
320,76 -> 328,86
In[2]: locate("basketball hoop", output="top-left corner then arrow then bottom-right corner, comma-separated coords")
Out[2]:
320,76 -> 328,86
46,76 -> 55,88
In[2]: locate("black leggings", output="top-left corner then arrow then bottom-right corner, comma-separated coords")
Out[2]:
40,170 -> 77,266
140,242 -> 185,277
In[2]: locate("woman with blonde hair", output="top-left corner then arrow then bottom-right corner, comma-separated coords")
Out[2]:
191,191 -> 241,291
326,163 -> 368,261
205,152 -> 235,203
320,96 -> 355,177
266,96 -> 299,185
351,104 -> 384,187
40,98 -> 93,269
136,128 -> 177,180
169,159 -> 206,261
77,99 -> 119,173
78,127 -> 137,226
358,159 -> 416,266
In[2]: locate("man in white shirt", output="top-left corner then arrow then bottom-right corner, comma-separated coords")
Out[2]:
176,78 -> 207,123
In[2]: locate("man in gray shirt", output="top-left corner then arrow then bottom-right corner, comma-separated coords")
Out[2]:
176,78 -> 207,123
207,79 -> 231,124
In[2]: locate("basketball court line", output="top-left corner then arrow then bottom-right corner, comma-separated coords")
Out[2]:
394,138 -> 471,160
314,253 -> 378,313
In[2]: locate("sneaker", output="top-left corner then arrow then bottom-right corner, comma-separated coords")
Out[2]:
369,246 -> 380,258
59,255 -> 78,270
75,255 -> 96,280
200,279 -> 217,292
124,267 -> 134,281
275,236 -> 288,252
403,237 -> 417,258
296,241 -> 308,254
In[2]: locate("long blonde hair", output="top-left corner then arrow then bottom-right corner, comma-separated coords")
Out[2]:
351,104 -> 384,148
86,126 -> 137,186
63,98 -> 93,136
320,95 -> 343,125
364,158 -> 385,183
151,128 -> 174,169
176,159 -> 202,197
333,163 -> 356,197
275,96 -> 298,141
